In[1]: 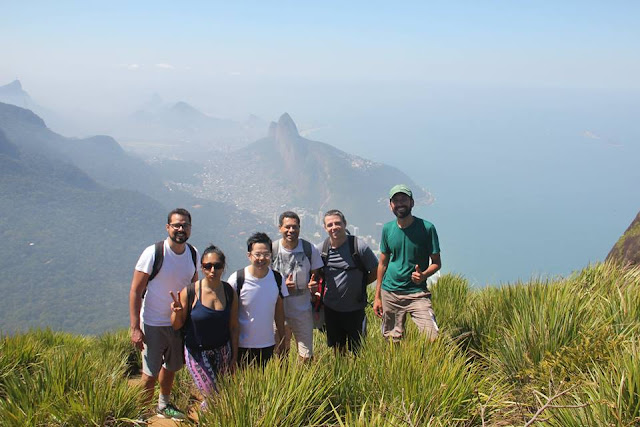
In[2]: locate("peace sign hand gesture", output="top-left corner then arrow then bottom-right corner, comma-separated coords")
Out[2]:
170,290 -> 183,313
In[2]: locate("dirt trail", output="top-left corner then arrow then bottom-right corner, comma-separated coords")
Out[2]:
127,376 -> 199,426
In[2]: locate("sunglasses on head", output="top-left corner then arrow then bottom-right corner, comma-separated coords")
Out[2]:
202,262 -> 224,271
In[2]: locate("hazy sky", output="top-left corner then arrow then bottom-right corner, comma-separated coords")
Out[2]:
2,1 -> 639,118
2,1 -> 639,285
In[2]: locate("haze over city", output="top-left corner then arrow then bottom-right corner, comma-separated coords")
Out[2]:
2,1 -> 639,285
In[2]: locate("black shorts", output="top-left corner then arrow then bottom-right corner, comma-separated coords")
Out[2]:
238,346 -> 274,368
324,306 -> 366,354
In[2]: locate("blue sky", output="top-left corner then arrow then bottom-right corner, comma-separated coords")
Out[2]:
2,1 -> 639,284
2,1 -> 639,109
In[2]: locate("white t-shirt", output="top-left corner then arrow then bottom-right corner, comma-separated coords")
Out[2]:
227,267 -> 289,348
272,239 -> 324,312
135,239 -> 198,327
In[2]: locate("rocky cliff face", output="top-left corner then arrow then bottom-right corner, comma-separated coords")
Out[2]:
607,211 -> 640,266
199,113 -> 433,236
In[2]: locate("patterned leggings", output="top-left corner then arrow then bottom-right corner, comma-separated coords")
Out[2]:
184,342 -> 232,396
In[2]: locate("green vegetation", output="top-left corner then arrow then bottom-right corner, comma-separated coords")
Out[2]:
2,263 -> 638,426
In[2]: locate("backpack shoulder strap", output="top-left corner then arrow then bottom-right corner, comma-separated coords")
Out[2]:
320,238 -> 331,267
272,240 -> 280,261
348,235 -> 367,274
185,282 -> 196,318
272,270 -> 284,299
236,268 -> 245,296
187,243 -> 197,271
148,241 -> 165,282
222,281 -> 234,305
348,235 -> 369,302
301,239 -> 312,264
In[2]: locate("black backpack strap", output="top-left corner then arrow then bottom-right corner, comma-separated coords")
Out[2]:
149,241 -> 196,282
187,243 -> 197,271
301,239 -> 312,264
347,235 -> 369,302
236,269 -> 245,296
142,241 -> 164,299
186,282 -> 196,318
320,238 -> 331,267
348,235 -> 367,274
273,270 -> 284,298
148,241 -> 165,282
271,240 -> 280,261
222,281 -> 234,305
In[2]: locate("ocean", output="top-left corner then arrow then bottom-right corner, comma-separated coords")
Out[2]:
309,85 -> 640,286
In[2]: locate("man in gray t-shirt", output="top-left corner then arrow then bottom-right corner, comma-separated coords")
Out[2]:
317,210 -> 378,354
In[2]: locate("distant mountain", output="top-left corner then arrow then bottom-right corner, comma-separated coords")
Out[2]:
0,80 -> 35,110
0,102 -> 167,198
198,113 -> 434,237
0,103 -> 266,335
0,80 -> 71,135
606,211 -> 640,267
113,98 -> 266,156
0,116 -> 163,334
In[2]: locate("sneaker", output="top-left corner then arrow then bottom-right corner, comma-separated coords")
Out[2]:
156,403 -> 187,421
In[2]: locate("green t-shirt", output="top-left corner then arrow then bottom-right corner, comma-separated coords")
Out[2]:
380,217 -> 440,293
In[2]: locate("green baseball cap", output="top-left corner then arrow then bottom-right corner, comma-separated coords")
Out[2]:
389,184 -> 413,199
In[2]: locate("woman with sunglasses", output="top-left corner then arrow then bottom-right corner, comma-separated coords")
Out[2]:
170,244 -> 238,404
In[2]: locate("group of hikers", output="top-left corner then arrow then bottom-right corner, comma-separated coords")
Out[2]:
128,184 -> 441,421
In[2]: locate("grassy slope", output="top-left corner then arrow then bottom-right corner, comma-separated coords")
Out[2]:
1,262 -> 639,426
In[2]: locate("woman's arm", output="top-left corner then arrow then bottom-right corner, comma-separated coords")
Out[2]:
170,286 -> 189,330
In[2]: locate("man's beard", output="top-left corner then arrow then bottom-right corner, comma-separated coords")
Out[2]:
393,206 -> 411,219
170,232 -> 188,243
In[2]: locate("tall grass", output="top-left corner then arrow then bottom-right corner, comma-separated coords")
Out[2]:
1,262 -> 638,426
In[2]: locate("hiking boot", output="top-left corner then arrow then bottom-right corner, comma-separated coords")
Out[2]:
156,403 -> 187,421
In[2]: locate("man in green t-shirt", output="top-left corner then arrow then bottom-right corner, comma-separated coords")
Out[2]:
373,184 -> 442,342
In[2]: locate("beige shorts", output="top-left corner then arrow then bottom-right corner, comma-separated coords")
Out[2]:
381,289 -> 439,342
141,324 -> 184,377
279,294 -> 314,358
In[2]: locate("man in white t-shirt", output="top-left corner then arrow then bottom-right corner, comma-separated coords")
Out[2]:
228,232 -> 288,367
129,208 -> 198,421
271,211 -> 323,361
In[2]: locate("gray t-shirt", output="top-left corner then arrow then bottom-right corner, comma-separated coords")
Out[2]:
316,237 -> 378,312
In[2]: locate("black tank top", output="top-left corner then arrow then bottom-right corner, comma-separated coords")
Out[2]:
184,281 -> 233,350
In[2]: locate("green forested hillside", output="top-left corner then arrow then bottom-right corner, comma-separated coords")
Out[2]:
0,102 -> 270,335
2,264 -> 638,426
0,127 -> 164,333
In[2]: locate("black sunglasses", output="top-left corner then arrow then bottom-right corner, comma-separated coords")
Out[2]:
202,262 -> 224,271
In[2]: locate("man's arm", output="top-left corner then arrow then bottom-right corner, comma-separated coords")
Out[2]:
361,245 -> 379,285
274,296 -> 286,354
129,270 -> 149,350
366,269 -> 377,285
427,253 -> 441,276
229,290 -> 239,371
373,252 -> 389,318
411,253 -> 441,283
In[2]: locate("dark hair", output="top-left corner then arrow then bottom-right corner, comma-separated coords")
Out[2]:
247,232 -> 272,252
278,211 -> 300,227
200,244 -> 226,268
323,209 -> 347,226
167,208 -> 192,224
